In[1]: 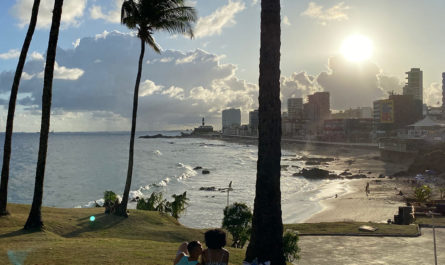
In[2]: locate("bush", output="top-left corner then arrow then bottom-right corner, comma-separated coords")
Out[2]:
222,202 -> 252,248
414,185 -> 432,202
283,231 -> 300,262
104,190 -> 119,214
167,192 -> 189,219
137,192 -> 167,211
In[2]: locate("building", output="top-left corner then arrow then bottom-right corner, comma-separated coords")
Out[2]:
442,72 -> 445,119
287,98 -> 303,120
331,107 -> 373,119
222,108 -> 241,135
304,92 -> 330,121
323,118 -> 373,142
192,117 -> 214,134
403,68 -> 423,119
373,94 -> 422,133
248,109 -> 259,136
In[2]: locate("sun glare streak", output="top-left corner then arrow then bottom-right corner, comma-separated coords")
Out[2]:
340,35 -> 373,62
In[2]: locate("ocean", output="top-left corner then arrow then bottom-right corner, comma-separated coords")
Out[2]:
0,132 -> 352,228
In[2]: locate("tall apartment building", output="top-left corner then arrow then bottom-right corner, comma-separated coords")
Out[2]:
304,92 -> 330,121
222,108 -> 241,129
403,68 -> 423,119
442,72 -> 445,118
248,109 -> 259,135
287,98 -> 303,120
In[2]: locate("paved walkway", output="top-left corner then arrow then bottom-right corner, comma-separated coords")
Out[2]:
297,228 -> 445,265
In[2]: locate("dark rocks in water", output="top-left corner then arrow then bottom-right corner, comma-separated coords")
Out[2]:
344,174 -> 367,179
392,171 -> 407,177
292,172 -> 301,177
378,174 -> 385,178
200,186 -> 217,191
340,171 -> 352,176
281,165 -> 289,170
305,161 -> 321,166
139,132 -> 191,139
300,168 -> 330,179
290,156 -> 335,163
346,159 -> 355,165
367,171 -> 372,174
291,165 -> 300,168
193,166 -> 203,170
202,169 -> 210,174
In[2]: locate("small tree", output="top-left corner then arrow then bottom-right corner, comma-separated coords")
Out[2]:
167,191 -> 189,219
137,192 -> 167,211
283,231 -> 300,262
222,202 -> 252,248
104,191 -> 119,214
414,185 -> 432,203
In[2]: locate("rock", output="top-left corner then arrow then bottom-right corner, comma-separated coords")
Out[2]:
345,174 -> 367,179
193,166 -> 203,170
202,169 -> 210,174
200,186 -> 216,191
367,171 -> 372,174
281,165 -> 289,170
346,159 -> 355,165
392,171 -> 407,177
378,174 -> 385,178
305,161 -> 321,166
340,171 -> 352,176
300,168 -> 330,179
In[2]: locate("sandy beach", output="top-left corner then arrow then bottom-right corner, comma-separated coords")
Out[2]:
305,178 -> 406,223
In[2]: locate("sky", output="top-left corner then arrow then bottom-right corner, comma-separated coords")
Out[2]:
0,0 -> 445,132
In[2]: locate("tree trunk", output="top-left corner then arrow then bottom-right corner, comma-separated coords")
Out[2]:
24,0 -> 63,230
245,0 -> 284,264
116,37 -> 145,217
0,0 -> 41,217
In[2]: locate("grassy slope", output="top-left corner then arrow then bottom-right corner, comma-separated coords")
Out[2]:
0,204 -> 245,264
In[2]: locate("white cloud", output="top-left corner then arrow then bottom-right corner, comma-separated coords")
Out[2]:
11,0 -> 87,29
0,49 -> 20,60
90,0 -> 124,23
251,0 -> 258,6
195,0 -> 246,38
425,83 -> 442,107
30,51 -> 44,60
73,38 -> 81,48
282,16 -> 291,26
140,80 -> 163,97
21,72 -> 35,80
301,2 -> 350,25
37,62 -> 84,80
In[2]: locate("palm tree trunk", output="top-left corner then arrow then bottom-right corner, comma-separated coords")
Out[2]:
116,37 -> 145,217
0,0 -> 41,217
24,0 -> 63,230
245,0 -> 284,264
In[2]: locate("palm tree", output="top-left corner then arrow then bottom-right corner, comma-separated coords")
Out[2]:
245,0 -> 285,264
116,0 -> 196,217
0,0 -> 41,217
24,0 -> 64,230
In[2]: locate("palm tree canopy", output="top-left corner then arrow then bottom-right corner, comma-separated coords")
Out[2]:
121,0 -> 197,53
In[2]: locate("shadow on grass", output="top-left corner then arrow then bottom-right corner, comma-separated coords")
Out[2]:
0,228 -> 41,239
62,213 -> 126,238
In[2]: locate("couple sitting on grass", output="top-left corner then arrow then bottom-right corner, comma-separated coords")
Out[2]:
174,229 -> 229,265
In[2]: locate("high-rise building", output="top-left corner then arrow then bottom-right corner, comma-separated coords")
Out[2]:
222,108 -> 241,129
403,68 -> 423,118
248,109 -> 259,135
304,92 -> 330,121
287,98 -> 303,120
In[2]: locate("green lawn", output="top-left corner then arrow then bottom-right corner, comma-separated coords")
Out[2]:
415,216 -> 445,227
0,204 -> 245,265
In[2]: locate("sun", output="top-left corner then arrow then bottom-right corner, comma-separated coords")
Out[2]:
340,35 -> 373,62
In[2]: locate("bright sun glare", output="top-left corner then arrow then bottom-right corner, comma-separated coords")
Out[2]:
340,35 -> 373,62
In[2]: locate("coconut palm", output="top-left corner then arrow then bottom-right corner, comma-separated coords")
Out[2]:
24,0 -> 64,230
116,0 -> 196,217
245,0 -> 285,264
0,0 -> 41,217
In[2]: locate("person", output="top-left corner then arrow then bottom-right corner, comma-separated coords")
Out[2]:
201,229 -> 229,265
174,241 -> 203,265
365,182 -> 370,197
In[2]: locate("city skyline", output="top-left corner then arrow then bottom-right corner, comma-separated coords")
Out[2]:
1,0 -> 444,131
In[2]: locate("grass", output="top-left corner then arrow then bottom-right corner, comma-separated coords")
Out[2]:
0,204 -> 245,264
285,222 -> 420,236
415,216 -> 445,226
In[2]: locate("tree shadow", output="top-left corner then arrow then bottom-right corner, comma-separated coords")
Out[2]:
0,228 -> 40,239
62,213 -> 126,238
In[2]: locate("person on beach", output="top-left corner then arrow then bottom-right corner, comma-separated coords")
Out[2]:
365,182 -> 370,197
174,241 -> 203,265
201,229 -> 229,265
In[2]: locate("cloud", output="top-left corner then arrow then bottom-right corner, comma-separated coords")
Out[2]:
301,1 -> 350,25
0,49 -> 20,60
424,83 -> 442,107
89,0 -> 123,23
281,72 -> 321,107
0,31 -> 258,130
30,51 -> 44,60
282,16 -> 291,26
251,0 -> 258,6
11,0 -> 87,29
195,0 -> 246,38
72,38 -> 81,48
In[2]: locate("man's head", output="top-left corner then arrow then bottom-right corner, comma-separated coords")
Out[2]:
187,241 -> 203,258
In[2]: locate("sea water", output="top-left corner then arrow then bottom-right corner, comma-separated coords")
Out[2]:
0,132 -> 349,228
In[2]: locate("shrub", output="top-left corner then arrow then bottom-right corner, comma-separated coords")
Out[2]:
166,192 -> 189,219
283,231 -> 300,262
104,190 -> 118,214
414,185 -> 432,202
222,202 -> 252,248
137,192 -> 167,211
